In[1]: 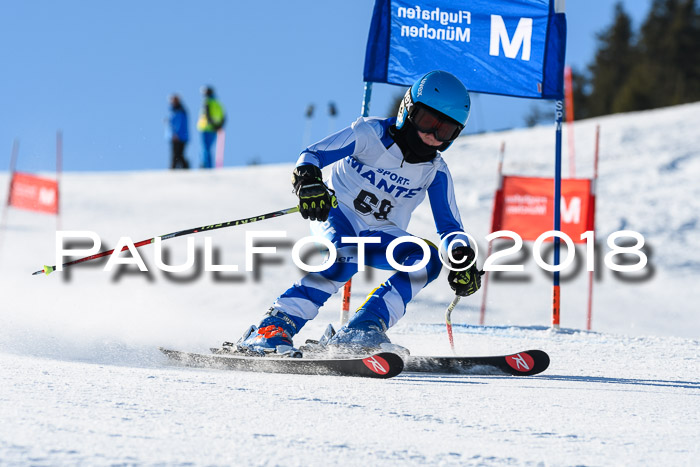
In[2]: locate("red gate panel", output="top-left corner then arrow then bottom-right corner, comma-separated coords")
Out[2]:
8,172 -> 59,215
493,176 -> 592,242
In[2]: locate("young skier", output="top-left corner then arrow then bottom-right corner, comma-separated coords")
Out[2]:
237,70 -> 482,354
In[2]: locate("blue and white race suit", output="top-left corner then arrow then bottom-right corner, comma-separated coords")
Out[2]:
273,116 -> 470,331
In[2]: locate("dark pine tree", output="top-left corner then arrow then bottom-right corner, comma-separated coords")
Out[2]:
616,0 -> 700,112
587,2 -> 636,117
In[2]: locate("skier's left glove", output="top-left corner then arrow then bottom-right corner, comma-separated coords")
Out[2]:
447,245 -> 484,297
292,164 -> 338,222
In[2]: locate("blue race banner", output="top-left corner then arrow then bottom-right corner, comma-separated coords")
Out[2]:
363,0 -> 566,99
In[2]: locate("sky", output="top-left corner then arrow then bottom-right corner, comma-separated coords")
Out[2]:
0,1 -> 652,173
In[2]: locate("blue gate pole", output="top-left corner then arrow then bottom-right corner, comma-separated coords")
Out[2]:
361,82 -> 373,118
552,99 -> 564,329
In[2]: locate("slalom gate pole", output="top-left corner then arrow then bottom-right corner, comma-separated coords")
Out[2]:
552,100 -> 564,329
586,124 -> 601,330
340,283 -> 351,326
32,206 -> 299,276
565,66 -> 576,178
445,295 -> 461,354
0,140 -> 20,255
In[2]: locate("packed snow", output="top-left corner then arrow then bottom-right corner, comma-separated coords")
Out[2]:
0,103 -> 698,465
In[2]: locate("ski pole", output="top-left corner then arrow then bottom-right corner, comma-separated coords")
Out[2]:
445,295 -> 461,354
32,206 -> 299,276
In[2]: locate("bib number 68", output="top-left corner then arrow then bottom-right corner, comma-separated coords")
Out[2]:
353,190 -> 393,220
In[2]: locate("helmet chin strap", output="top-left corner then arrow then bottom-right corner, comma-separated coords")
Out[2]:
391,120 -> 449,164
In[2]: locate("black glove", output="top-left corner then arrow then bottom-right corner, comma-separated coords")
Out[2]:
292,165 -> 337,222
447,245 -> 484,297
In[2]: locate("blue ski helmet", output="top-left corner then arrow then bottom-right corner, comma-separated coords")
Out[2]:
396,71 -> 471,143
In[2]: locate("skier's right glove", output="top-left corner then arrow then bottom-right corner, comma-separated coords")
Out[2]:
447,245 -> 484,297
292,164 -> 338,222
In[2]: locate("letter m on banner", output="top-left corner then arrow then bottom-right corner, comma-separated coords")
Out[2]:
490,15 -> 533,61
7,172 -> 60,215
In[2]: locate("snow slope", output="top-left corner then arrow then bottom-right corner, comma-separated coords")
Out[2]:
0,103 -> 699,465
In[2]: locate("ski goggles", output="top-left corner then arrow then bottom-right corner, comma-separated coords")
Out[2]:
408,104 -> 464,142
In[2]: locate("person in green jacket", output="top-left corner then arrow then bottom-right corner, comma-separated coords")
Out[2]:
197,86 -> 226,168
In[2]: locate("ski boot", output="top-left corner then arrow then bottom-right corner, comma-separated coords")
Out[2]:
231,308 -> 302,357
326,308 -> 409,357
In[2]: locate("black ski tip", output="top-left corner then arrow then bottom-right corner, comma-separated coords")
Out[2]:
503,349 -> 550,376
403,349 -> 550,376
361,352 -> 404,379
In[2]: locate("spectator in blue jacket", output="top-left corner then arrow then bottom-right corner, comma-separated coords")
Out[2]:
167,94 -> 190,169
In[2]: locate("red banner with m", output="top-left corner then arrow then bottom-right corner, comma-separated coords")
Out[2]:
8,172 -> 59,215
1,135 -> 63,249
492,176 -> 594,242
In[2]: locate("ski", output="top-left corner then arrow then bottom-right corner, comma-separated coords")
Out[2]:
159,347 -> 404,379
404,349 -> 550,376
